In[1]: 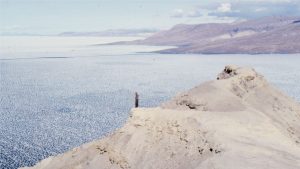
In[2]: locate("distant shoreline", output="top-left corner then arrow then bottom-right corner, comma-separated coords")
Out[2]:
106,16 -> 300,55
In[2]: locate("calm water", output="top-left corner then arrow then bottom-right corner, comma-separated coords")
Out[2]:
0,36 -> 300,169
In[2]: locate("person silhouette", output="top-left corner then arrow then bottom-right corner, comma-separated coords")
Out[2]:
135,92 -> 139,108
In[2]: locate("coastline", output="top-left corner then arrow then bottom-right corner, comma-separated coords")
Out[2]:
21,65 -> 300,169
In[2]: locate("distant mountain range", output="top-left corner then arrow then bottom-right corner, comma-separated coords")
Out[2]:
114,16 -> 300,54
58,29 -> 158,37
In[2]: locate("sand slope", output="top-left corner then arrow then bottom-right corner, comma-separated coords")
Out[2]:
21,66 -> 300,169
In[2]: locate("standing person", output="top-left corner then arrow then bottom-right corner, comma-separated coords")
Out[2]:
135,92 -> 139,108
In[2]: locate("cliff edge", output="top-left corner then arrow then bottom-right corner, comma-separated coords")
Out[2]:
21,66 -> 300,169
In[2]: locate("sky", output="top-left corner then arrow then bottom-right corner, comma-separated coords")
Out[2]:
1,0 -> 300,35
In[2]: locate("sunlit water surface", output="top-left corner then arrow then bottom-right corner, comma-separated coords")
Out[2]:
0,36 -> 300,169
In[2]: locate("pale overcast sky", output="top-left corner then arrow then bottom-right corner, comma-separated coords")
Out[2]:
1,0 -> 300,34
